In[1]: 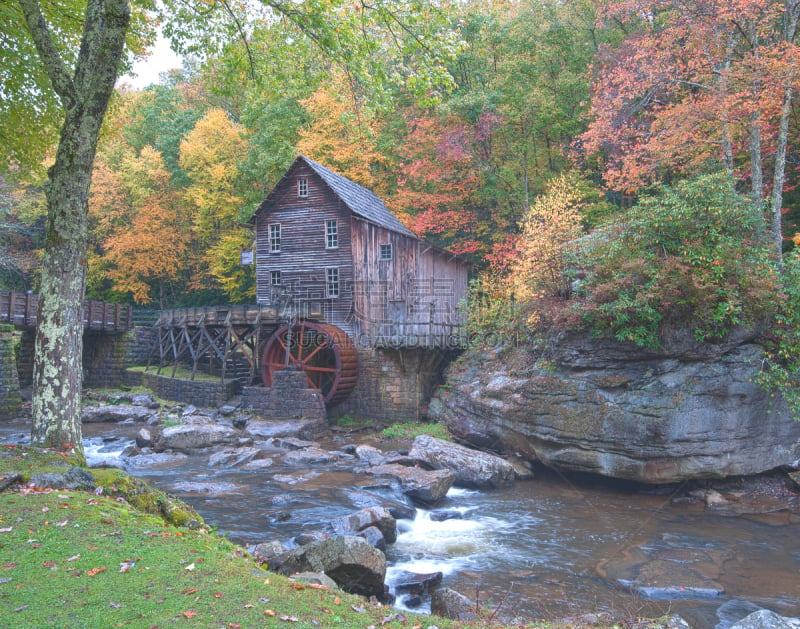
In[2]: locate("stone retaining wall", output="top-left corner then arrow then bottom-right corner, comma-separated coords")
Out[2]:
125,369 -> 241,408
0,324 -> 22,420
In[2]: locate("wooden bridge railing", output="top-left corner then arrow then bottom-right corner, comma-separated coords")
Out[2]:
0,290 -> 132,333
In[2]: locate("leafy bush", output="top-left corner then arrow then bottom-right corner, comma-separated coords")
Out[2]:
461,273 -> 524,349
575,173 -> 778,349
757,251 -> 800,418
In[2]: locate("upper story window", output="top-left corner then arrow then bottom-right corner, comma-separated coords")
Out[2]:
298,178 -> 308,198
326,267 -> 340,298
325,219 -> 338,249
269,223 -> 281,253
379,243 -> 393,261
270,270 -> 281,286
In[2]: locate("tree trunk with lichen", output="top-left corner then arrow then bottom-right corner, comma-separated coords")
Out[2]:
18,0 -> 130,451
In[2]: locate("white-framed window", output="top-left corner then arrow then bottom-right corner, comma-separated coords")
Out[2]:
298,178 -> 308,198
326,267 -> 340,298
270,270 -> 281,286
379,243 -> 393,261
325,219 -> 338,249
269,223 -> 281,253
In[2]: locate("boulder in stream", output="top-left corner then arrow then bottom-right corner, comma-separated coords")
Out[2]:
408,434 -> 515,489
430,587 -> 478,621
155,420 -> 240,452
282,447 -> 338,466
274,535 -> 387,598
82,404 -> 154,423
329,506 -> 397,544
729,609 -> 799,629
364,463 -> 455,505
208,446 -> 263,468
244,418 -> 326,441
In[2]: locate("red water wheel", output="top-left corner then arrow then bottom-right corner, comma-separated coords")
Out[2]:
260,321 -> 358,406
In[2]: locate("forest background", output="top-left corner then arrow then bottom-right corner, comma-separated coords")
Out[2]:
6,0 -> 800,357
4,0 -> 800,309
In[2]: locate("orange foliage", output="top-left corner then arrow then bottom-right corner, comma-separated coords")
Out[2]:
98,146 -> 189,304
388,112 -> 482,254
581,0 -> 800,194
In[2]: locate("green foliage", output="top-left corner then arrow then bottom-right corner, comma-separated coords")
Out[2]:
380,421 -> 451,441
576,173 -> 779,348
756,251 -> 800,419
461,275 -> 525,349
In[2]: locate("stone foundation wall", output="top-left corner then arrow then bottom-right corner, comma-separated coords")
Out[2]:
241,370 -> 326,420
83,333 -> 131,389
125,369 -> 241,408
329,347 -> 457,423
16,330 -> 35,388
0,325 -> 22,420
127,327 -> 156,366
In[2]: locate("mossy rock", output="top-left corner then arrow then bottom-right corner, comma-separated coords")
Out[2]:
91,467 -> 203,528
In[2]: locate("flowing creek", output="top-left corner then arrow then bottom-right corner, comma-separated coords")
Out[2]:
4,421 -> 800,628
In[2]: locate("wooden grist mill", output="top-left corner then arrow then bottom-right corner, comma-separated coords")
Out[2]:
149,156 -> 470,421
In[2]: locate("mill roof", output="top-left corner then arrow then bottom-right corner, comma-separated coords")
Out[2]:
254,155 -> 417,239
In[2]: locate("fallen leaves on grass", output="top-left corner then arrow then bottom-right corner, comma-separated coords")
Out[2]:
87,566 -> 107,576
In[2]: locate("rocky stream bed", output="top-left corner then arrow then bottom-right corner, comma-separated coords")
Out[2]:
3,393 -> 800,629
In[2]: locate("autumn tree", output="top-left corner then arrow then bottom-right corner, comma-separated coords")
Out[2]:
179,108 -> 253,301
93,146 -> 189,305
6,0 -> 135,450
511,172 -> 588,327
386,110 -> 482,255
581,0 -> 800,259
297,82 -> 388,191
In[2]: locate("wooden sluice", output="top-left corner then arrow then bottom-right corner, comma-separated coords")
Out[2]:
149,304 -> 282,384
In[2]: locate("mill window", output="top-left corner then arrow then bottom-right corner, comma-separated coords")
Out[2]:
326,267 -> 340,298
269,224 -> 281,253
298,178 -> 308,198
270,270 -> 281,286
326,219 -> 338,249
379,243 -> 393,261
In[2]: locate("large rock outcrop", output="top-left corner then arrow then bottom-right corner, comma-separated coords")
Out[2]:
429,333 -> 800,483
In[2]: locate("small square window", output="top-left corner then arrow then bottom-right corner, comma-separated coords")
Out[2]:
270,270 -> 281,286
326,267 -> 340,298
298,178 -> 308,198
269,224 -> 281,253
379,243 -> 393,261
326,220 -> 338,249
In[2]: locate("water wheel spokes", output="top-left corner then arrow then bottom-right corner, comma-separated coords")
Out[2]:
261,321 -> 358,405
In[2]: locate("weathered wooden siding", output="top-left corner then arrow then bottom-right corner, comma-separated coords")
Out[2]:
254,163 -> 355,335
350,218 -> 467,348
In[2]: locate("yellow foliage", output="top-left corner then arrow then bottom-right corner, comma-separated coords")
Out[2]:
179,108 -> 248,242
512,172 -> 586,306
297,82 -> 387,192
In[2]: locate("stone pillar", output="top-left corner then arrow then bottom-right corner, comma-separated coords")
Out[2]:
0,324 -> 23,420
241,369 -> 327,420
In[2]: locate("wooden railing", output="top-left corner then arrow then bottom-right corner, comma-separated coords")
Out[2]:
0,290 -> 132,333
